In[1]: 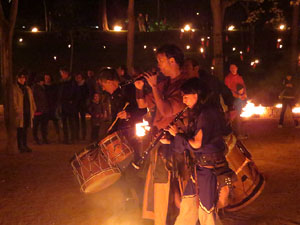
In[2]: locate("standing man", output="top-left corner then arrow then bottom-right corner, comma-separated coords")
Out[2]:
44,73 -> 60,143
13,71 -> 36,153
278,73 -> 299,128
74,73 -> 89,141
225,64 -> 247,139
32,75 -> 49,144
134,44 -> 187,225
58,68 -> 76,144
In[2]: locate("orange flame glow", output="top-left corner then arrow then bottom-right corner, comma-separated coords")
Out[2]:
240,101 -> 266,118
136,119 -> 151,137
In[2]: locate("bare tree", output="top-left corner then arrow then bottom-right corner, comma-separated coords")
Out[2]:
43,0 -> 49,31
210,0 -> 238,80
290,0 -> 300,74
101,0 -> 109,31
127,0 -> 135,75
0,0 -> 19,153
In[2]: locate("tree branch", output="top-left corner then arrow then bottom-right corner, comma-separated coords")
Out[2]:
9,0 -> 18,32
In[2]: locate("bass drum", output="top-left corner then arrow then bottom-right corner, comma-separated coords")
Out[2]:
71,144 -> 121,194
224,134 -> 266,211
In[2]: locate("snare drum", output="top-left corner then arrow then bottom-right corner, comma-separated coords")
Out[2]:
99,131 -> 134,165
224,133 -> 265,211
71,146 -> 121,193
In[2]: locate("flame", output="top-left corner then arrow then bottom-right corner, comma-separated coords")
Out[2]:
275,103 -> 282,108
292,107 -> 300,114
240,101 -> 266,118
136,119 -> 151,137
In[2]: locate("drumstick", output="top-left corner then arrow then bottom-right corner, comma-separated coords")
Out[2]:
106,102 -> 130,133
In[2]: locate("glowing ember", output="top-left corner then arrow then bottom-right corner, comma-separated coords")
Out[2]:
136,119 -> 151,137
113,25 -> 122,31
275,103 -> 282,108
240,101 -> 266,118
292,107 -> 300,114
184,24 -> 191,31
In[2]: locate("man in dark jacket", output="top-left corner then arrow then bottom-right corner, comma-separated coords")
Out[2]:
44,73 -> 60,142
58,68 -> 77,144
278,73 -> 299,128
74,73 -> 89,141
32,75 -> 49,144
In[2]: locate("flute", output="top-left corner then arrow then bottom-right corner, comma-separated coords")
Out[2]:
132,106 -> 188,169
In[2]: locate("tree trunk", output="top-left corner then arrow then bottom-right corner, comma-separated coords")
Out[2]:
1,28 -> 18,154
211,0 -> 224,80
291,2 -> 299,74
102,0 -> 109,31
43,0 -> 48,32
69,31 -> 74,73
127,0 -> 135,75
0,0 -> 19,154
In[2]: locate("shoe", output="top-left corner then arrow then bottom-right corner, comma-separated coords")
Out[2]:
19,147 -> 27,153
23,146 -> 32,153
34,139 -> 42,145
278,124 -> 283,128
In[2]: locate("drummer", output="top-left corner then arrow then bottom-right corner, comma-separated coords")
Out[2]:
96,68 -> 146,138
160,78 -> 235,225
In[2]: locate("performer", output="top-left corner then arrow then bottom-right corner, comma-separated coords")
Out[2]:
96,68 -> 145,138
160,78 -> 235,225
134,44 -> 187,225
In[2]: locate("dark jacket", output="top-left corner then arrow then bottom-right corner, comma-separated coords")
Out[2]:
58,77 -> 76,114
74,81 -> 89,111
44,83 -> 58,114
32,83 -> 48,114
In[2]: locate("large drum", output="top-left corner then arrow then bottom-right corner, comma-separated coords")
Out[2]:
71,146 -> 121,193
224,134 -> 266,211
99,131 -> 134,167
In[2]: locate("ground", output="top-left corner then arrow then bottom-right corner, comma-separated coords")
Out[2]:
0,117 -> 299,225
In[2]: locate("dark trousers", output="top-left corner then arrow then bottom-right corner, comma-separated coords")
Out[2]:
279,99 -> 298,125
75,110 -> 87,140
61,111 -> 76,142
91,125 -> 100,142
17,114 -> 30,151
33,114 -> 48,142
46,112 -> 60,137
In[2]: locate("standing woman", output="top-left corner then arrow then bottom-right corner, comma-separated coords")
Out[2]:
13,71 -> 36,153
161,78 -> 233,225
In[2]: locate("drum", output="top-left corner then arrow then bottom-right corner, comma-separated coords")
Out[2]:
71,146 -> 121,193
99,131 -> 134,166
224,134 -> 266,211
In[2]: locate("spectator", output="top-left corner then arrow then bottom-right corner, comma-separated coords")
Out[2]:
278,73 -> 299,128
224,64 -> 247,139
74,73 -> 89,141
137,13 -> 146,32
32,75 -> 49,144
86,70 -> 99,102
58,68 -> 76,144
13,70 -> 36,153
88,93 -> 105,142
44,73 -> 61,143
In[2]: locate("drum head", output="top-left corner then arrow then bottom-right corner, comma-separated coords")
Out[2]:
82,168 -> 121,194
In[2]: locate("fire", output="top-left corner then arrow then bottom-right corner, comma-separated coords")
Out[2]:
292,107 -> 300,114
275,103 -> 282,108
136,119 -> 151,137
240,101 -> 266,118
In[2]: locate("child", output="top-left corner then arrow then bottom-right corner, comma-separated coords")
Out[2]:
88,93 -> 104,142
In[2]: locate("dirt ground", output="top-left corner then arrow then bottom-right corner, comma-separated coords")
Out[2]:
0,117 -> 299,225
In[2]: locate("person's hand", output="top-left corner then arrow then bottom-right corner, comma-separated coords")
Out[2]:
167,125 -> 178,137
134,80 -> 144,90
160,138 -> 171,145
117,110 -> 128,120
144,72 -> 158,88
